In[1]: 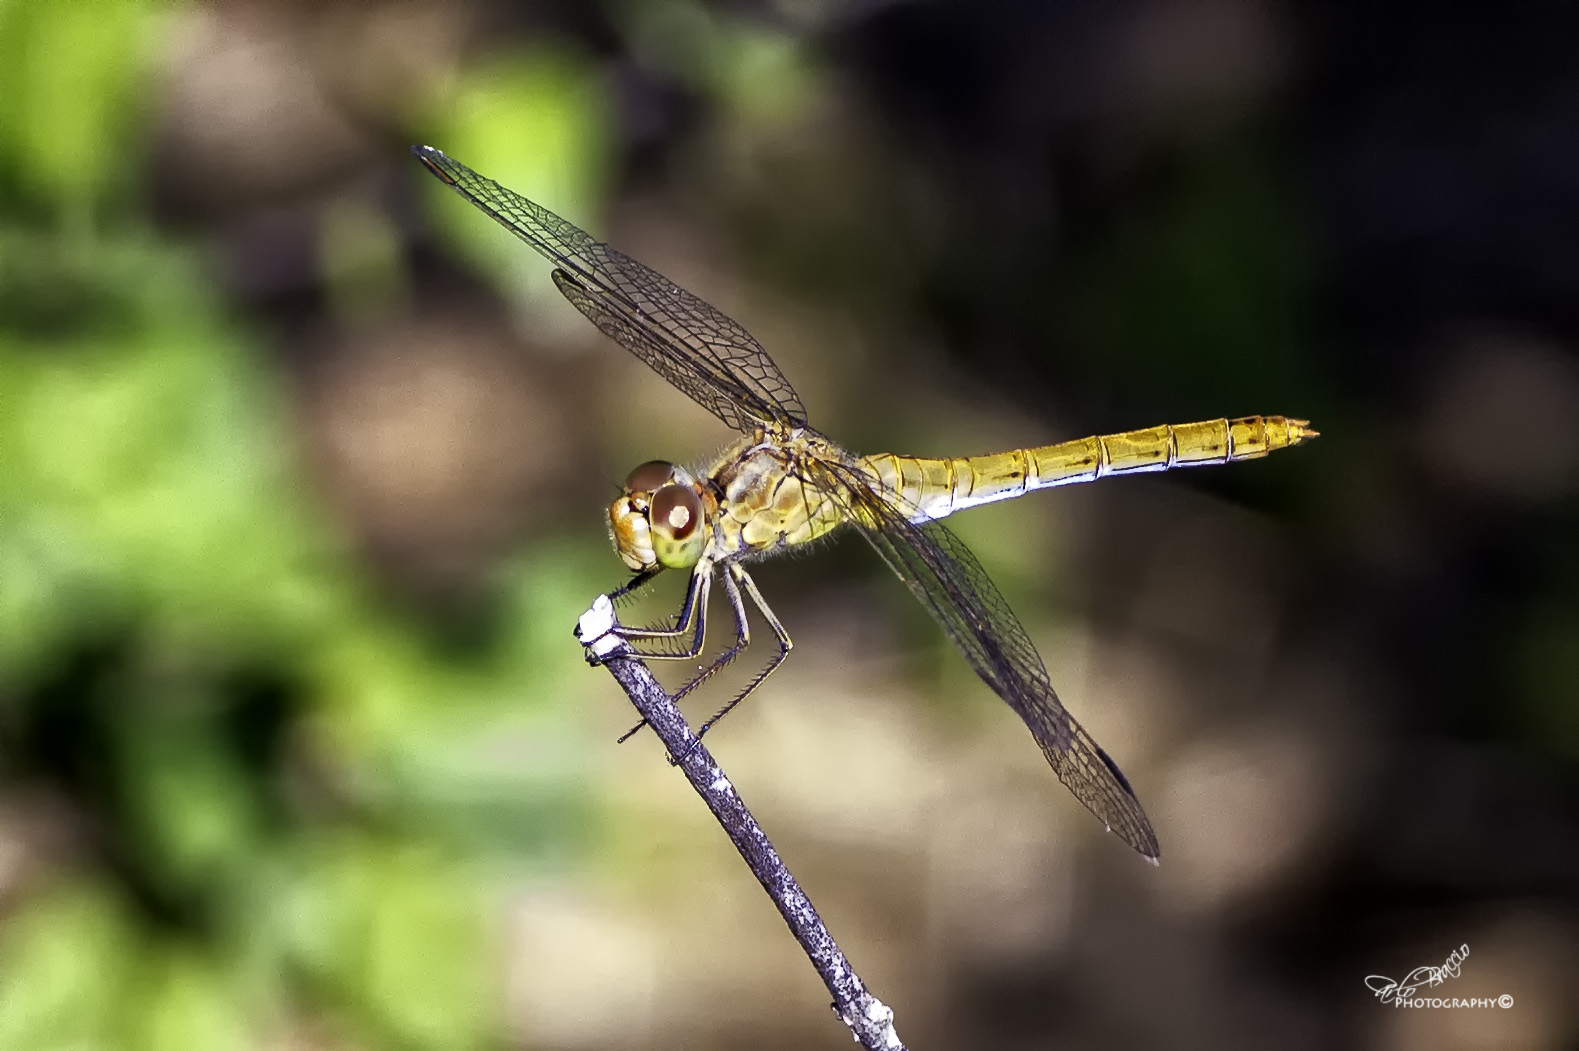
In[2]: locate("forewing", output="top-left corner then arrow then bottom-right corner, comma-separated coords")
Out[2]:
413,145 -> 806,432
806,457 -> 1160,859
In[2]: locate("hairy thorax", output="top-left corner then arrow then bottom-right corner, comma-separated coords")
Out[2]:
706,428 -> 850,562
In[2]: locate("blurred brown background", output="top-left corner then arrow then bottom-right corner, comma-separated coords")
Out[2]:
2,1 -> 1577,1049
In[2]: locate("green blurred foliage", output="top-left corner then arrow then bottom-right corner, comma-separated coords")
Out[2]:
619,0 -> 815,127
1514,537 -> 1579,759
1061,133 -> 1315,413
0,5 -> 625,1048
0,0 -> 158,214
417,47 -> 611,322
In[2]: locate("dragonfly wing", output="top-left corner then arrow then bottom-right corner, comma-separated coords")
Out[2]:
807,457 -> 1160,860
551,269 -> 770,431
413,146 -> 806,433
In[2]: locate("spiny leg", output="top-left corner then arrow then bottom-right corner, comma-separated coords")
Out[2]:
615,562 -> 754,745
607,565 -> 662,605
608,561 -> 713,656
590,566 -> 687,658
695,565 -> 793,740
611,561 -> 715,743
608,564 -> 704,636
670,564 -> 755,703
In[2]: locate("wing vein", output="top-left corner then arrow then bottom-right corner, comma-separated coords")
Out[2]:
805,455 -> 1159,859
414,146 -> 806,432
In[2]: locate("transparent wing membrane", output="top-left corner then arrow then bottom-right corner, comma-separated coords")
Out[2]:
413,146 -> 806,432
807,457 -> 1160,859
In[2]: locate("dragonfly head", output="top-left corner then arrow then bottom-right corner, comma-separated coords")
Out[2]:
609,460 -> 708,572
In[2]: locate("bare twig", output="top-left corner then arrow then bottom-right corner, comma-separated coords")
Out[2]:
576,595 -> 906,1051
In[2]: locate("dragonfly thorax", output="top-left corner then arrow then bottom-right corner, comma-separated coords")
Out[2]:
609,460 -> 712,572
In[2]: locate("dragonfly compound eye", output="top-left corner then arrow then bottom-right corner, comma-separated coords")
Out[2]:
648,484 -> 706,569
625,460 -> 677,494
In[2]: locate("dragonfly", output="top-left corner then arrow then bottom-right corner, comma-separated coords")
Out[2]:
413,144 -> 1317,861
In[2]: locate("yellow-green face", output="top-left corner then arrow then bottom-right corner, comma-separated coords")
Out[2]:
608,460 -> 709,572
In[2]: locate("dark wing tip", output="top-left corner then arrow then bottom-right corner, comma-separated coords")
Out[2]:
1094,743 -> 1161,861
1094,740 -> 1138,798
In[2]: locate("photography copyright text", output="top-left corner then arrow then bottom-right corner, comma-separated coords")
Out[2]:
1364,944 -> 1513,1009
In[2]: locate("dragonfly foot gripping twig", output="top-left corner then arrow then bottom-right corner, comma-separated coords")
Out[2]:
575,596 -> 907,1051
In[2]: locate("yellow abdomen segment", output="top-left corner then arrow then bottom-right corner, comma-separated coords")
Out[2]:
861,416 -> 1317,522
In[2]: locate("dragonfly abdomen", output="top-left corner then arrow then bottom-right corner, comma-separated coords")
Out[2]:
864,416 -> 1317,522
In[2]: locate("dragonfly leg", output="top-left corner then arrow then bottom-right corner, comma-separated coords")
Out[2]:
610,565 -> 699,634
610,563 -> 714,744
606,565 -> 662,607
670,563 -> 755,704
694,565 -> 792,741
608,562 -> 712,657
618,564 -> 755,745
